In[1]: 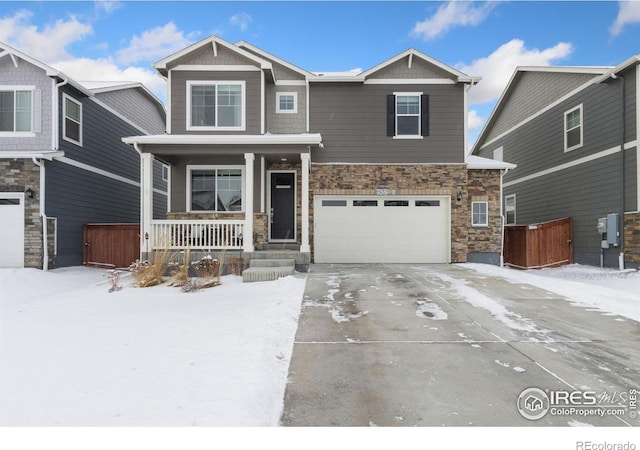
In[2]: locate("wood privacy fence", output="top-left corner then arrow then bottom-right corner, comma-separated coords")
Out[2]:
83,223 -> 140,269
503,217 -> 573,269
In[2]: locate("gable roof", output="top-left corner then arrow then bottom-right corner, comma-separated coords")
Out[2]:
472,55 -> 640,153
153,34 -> 273,77
0,41 -> 93,97
79,80 -> 165,112
235,40 -> 314,80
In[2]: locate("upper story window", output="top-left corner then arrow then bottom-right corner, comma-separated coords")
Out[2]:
387,93 -> 429,138
187,80 -> 245,131
564,104 -> 583,152
0,86 -> 35,135
63,94 -> 82,146
276,92 -> 297,114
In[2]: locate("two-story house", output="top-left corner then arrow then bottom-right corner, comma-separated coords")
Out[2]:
123,35 -> 514,270
0,42 -> 167,269
472,55 -> 639,269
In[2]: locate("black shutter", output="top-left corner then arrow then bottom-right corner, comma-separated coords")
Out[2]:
421,94 -> 429,136
387,94 -> 395,136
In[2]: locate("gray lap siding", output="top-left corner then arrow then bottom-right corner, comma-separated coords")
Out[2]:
309,83 -> 465,164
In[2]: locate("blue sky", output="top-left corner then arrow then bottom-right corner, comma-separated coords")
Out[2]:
1,1 -> 639,146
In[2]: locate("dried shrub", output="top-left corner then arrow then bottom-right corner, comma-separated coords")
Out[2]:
106,269 -> 122,293
128,246 -> 170,288
190,253 -> 224,288
229,256 -> 244,275
167,249 -> 190,287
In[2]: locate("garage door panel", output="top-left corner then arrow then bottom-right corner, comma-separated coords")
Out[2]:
314,196 -> 450,263
0,193 -> 25,268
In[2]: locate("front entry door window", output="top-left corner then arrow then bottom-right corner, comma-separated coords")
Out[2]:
270,172 -> 295,241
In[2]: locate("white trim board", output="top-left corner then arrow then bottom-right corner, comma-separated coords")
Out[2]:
503,144 -> 630,188
55,156 -> 139,188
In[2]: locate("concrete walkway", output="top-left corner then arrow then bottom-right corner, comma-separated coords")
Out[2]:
281,264 -> 639,426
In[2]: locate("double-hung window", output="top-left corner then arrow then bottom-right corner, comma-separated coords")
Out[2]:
188,166 -> 243,212
387,92 -> 429,138
564,104 -> 583,151
505,194 -> 516,225
0,87 -> 35,135
63,94 -> 82,146
187,81 -> 245,130
471,201 -> 488,227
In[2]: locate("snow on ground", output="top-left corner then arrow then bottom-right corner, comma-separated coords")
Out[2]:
464,263 -> 640,322
0,267 -> 306,426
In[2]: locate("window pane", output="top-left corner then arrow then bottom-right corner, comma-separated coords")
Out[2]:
353,200 -> 377,207
416,200 -> 440,207
65,118 -> 80,142
279,94 -> 294,111
397,96 -> 419,114
191,170 -> 216,210
216,168 -> 242,211
191,85 -> 216,127
15,91 -> 31,132
322,200 -> 347,207
217,84 -> 242,127
566,109 -> 580,129
384,200 -> 409,207
397,116 -> 419,135
472,202 -> 488,226
0,91 -> 15,131
566,128 -> 581,148
65,98 -> 80,121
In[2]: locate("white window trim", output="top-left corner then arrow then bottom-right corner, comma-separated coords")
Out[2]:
0,85 -> 35,137
186,80 -> 246,131
186,165 -> 245,213
393,91 -> 422,139
161,164 -> 169,182
505,194 -> 516,225
62,93 -> 82,146
564,104 -> 583,152
276,92 -> 298,114
471,201 -> 489,227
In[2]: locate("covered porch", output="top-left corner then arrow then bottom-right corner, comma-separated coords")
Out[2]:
123,134 -> 321,269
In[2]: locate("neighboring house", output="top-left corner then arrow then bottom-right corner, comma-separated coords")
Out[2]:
124,35 -> 514,267
0,43 -> 168,269
472,56 -> 640,268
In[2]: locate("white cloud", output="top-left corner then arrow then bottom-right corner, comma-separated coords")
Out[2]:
0,10 -> 92,61
52,57 -> 167,101
610,0 -> 640,36
116,22 -> 198,64
230,12 -> 252,31
457,39 -> 573,105
411,1 -> 497,41
467,109 -> 484,131
94,0 -> 123,15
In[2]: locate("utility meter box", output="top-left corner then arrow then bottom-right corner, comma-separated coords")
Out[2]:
606,213 -> 620,246
597,217 -> 607,234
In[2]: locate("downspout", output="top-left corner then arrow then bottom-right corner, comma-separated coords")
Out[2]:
32,157 -> 48,270
611,73 -> 626,270
499,167 -> 510,267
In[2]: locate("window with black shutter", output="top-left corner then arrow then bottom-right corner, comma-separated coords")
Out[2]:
387,93 -> 429,137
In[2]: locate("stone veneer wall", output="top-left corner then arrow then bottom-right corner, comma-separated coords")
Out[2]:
0,159 -> 49,268
624,212 -> 640,266
309,164 -> 503,263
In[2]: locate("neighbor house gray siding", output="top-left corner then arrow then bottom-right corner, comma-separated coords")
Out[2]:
0,54 -> 52,152
170,70 -> 262,135
94,88 -> 166,135
309,82 -> 465,164
476,65 -> 638,267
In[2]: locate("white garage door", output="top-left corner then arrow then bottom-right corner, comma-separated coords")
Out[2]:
314,196 -> 450,263
0,193 -> 25,268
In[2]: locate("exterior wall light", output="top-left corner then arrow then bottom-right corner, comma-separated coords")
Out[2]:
25,188 -> 35,199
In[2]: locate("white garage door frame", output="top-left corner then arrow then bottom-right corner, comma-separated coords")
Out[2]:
0,192 -> 25,268
313,195 -> 451,264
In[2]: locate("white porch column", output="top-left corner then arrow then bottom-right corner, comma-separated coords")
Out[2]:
300,152 -> 311,253
140,152 -> 154,256
244,153 -> 255,253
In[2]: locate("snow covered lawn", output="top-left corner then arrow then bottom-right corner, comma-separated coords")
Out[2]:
0,267 -> 306,426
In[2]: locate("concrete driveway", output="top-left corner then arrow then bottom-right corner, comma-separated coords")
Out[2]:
281,264 -> 639,426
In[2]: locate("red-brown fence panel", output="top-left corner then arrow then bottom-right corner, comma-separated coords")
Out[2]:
503,217 -> 573,269
83,223 -> 140,269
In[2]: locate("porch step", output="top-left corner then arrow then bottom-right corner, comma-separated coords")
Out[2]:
242,258 -> 295,283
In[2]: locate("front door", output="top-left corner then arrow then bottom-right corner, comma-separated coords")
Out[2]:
269,172 -> 296,241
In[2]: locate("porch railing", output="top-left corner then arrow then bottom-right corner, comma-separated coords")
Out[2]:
149,220 -> 245,250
